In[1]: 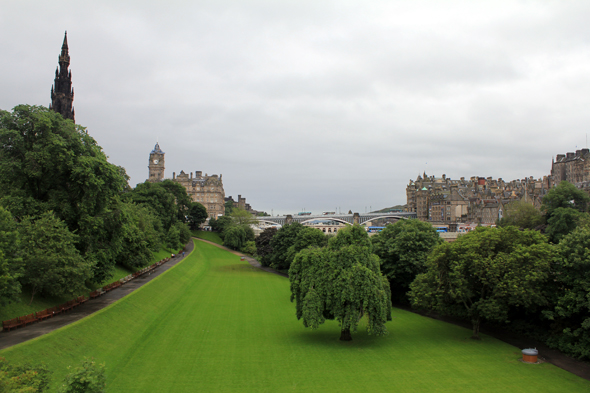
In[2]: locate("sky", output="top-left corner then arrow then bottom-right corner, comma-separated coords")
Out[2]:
2,1 -> 590,215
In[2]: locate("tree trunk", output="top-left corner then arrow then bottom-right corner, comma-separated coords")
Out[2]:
29,289 -> 36,306
340,328 -> 352,341
471,318 -> 481,340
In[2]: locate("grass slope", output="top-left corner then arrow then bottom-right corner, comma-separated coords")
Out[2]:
192,230 -> 223,244
2,241 -> 589,392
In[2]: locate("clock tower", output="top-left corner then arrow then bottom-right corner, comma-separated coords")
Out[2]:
148,142 -> 165,182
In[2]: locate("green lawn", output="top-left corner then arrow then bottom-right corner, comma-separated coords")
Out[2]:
192,230 -> 223,244
2,240 -> 589,392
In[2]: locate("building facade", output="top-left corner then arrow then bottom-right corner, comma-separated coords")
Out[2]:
406,173 -> 550,225
49,32 -> 75,122
147,143 -> 225,219
551,149 -> 590,187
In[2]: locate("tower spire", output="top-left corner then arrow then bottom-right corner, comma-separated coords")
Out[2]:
50,31 -> 75,122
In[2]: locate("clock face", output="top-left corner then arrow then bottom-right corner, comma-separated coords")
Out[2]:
153,159 -> 159,165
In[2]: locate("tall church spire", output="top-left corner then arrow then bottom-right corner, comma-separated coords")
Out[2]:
50,31 -> 75,122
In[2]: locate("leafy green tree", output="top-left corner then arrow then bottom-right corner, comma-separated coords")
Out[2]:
229,208 -> 257,226
222,225 -> 254,251
497,200 -> 545,229
114,203 -> 161,270
224,200 -> 235,216
0,357 -> 51,392
58,358 -> 106,393
542,181 -> 589,218
270,222 -> 304,270
255,227 -> 277,267
223,226 -> 247,251
19,212 -> 92,304
289,225 -> 392,341
0,207 -> 22,306
209,216 -> 233,238
284,227 -> 327,267
123,181 -> 178,232
409,226 -> 554,339
545,207 -> 584,243
371,219 -> 441,303
159,179 -> 193,222
0,105 -> 129,283
544,224 -> 590,359
241,241 -> 257,256
187,202 -> 208,230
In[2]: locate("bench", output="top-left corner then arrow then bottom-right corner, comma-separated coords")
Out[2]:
89,290 -> 101,299
19,313 -> 38,327
35,309 -> 53,321
77,295 -> 88,304
2,318 -> 24,332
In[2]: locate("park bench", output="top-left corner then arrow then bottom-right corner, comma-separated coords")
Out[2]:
19,313 -> 38,327
77,296 -> 88,305
2,318 -> 24,332
35,309 -> 53,321
48,305 -> 61,316
89,290 -> 101,299
59,302 -> 73,313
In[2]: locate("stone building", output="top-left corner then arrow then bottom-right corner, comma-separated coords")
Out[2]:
407,173 -> 550,225
225,195 -> 253,212
551,149 -> 590,187
49,32 -> 75,122
147,143 -> 225,219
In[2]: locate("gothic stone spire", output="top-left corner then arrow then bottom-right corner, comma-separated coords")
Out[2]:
50,31 -> 75,122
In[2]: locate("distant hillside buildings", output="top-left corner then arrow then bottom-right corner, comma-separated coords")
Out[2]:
406,173 -> 551,225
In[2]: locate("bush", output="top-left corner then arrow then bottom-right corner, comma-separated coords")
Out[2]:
58,358 -> 106,393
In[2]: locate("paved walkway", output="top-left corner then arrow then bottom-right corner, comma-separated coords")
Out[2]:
0,240 -> 194,350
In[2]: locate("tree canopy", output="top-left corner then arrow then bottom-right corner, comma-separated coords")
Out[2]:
371,219 -> 441,303
409,226 -> 554,339
270,222 -> 304,270
497,200 -> 544,229
542,181 -> 589,218
289,225 -> 391,341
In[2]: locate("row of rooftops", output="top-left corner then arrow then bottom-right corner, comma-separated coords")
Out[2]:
554,148 -> 590,163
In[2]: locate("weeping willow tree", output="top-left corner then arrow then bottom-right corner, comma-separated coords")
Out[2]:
289,225 -> 392,341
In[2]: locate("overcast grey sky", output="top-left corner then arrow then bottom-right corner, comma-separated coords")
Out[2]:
2,1 -> 590,215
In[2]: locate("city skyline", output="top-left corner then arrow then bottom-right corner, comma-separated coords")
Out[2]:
2,2 -> 590,215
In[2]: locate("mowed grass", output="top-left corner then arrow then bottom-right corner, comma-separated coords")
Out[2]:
192,230 -> 223,244
2,240 -> 589,392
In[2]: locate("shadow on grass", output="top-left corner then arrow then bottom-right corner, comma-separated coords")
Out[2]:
214,264 -> 265,274
292,326 -> 394,349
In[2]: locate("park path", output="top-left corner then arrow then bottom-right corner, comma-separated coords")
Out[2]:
0,240 -> 194,350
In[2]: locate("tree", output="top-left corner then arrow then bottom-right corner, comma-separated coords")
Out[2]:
229,208 -> 257,226
542,181 -> 589,219
209,215 -> 233,237
224,200 -> 235,216
371,219 -> 441,303
114,203 -> 161,270
223,225 -> 254,251
270,222 -> 304,270
497,200 -> 544,229
545,207 -> 584,243
544,224 -> 590,359
255,227 -> 277,267
0,105 -> 131,283
123,181 -> 178,232
0,207 -> 22,307
284,227 -> 327,267
187,202 -> 208,230
289,225 -> 392,341
409,226 -> 554,339
19,212 -> 92,304
58,358 -> 106,393
0,357 -> 51,393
